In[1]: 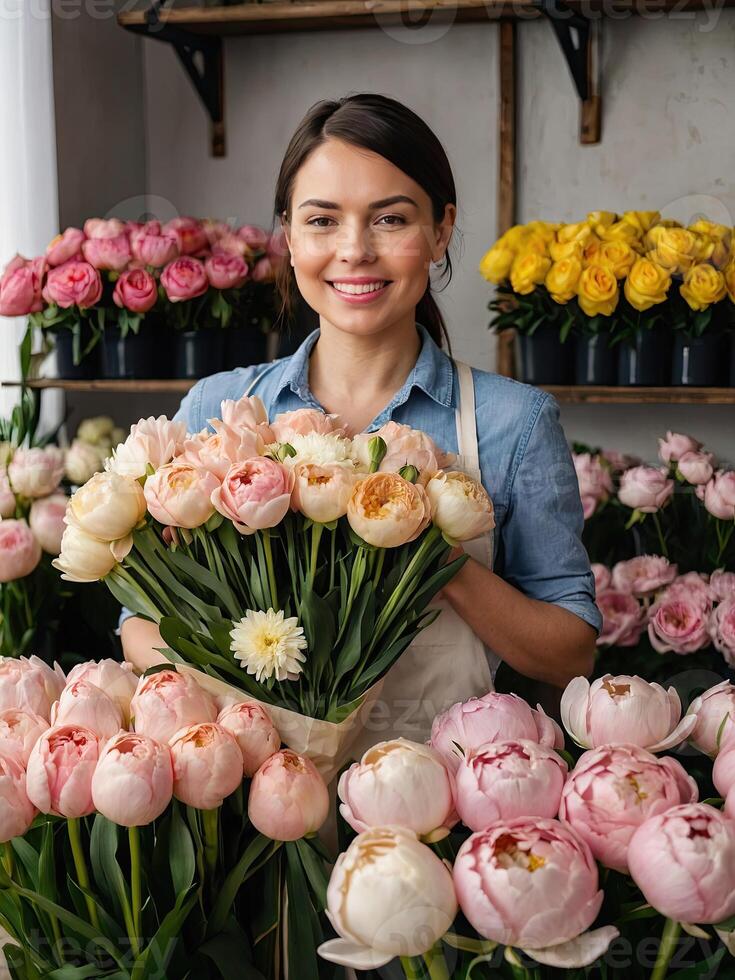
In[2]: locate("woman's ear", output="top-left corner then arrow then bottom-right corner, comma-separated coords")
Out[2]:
432,203 -> 456,263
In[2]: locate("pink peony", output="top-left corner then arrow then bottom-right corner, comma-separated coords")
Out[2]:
46,228 -> 85,267
702,470 -> 735,520
687,680 -> 735,757
29,493 -> 67,555
212,233 -> 251,258
591,563 -> 611,593
353,420 -> 451,477
51,679 -> 124,741
106,415 -> 187,480
270,408 -> 345,443
248,749 -> 329,840
217,701 -> 280,777
26,724 -> 100,818
113,268 -> 158,313
628,803 -> 735,923
647,593 -> 710,654
43,261 -> 102,309
710,568 -> 735,603
658,431 -> 702,464
160,256 -> 208,302
162,217 -> 208,256
454,739 -> 567,831
618,466 -> 674,513
65,659 -> 137,727
237,225 -> 269,251
84,218 -> 126,239
0,655 -> 65,720
92,731 -> 173,826
251,256 -> 274,283
662,572 -> 713,611
144,461 -> 219,528
205,253 -> 248,290
131,669 -> 217,745
595,590 -> 645,647
0,519 -> 42,582
202,219 -> 230,246
169,722 -> 243,809
82,233 -> 131,272
610,555 -> 677,597
430,692 -> 563,773
709,598 -> 735,666
0,708 -> 49,765
559,744 -> 698,873
8,446 -> 65,498
130,226 -> 179,268
677,450 -> 715,485
0,755 -> 36,843
0,255 -> 46,316
713,740 -> 735,799
573,453 -> 614,519
561,674 -> 695,752
212,458 -> 293,534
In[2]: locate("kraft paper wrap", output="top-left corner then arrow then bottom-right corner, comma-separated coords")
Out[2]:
125,645 -> 384,782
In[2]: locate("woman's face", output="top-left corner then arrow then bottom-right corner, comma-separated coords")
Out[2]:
282,138 -> 455,339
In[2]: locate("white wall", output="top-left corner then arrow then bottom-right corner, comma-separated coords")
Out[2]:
129,15 -> 735,460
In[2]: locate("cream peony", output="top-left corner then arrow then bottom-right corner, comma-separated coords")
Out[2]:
52,525 -> 120,582
105,416 -> 187,479
425,470 -> 495,541
66,471 -> 146,542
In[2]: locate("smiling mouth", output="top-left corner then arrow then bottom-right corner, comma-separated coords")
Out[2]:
327,280 -> 392,295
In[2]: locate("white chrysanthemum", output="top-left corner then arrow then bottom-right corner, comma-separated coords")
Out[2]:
279,432 -> 354,469
230,609 -> 307,683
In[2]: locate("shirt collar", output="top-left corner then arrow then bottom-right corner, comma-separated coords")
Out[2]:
273,322 -> 455,411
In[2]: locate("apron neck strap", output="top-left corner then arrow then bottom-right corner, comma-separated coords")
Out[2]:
454,360 -> 480,477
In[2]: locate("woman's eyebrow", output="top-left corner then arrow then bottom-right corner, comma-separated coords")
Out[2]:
297,195 -> 419,210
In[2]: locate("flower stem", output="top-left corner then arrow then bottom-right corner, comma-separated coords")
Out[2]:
67,819 -> 101,933
308,523 -> 323,591
423,943 -> 450,980
715,521 -> 734,566
652,512 -> 668,558
202,807 -> 219,902
399,957 -> 425,980
128,826 -> 142,958
3,841 -> 13,877
262,529 -> 278,609
651,918 -> 681,980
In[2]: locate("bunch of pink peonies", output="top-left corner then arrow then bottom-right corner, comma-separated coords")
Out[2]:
0,656 -> 328,843
322,672 -> 735,974
593,559 -> 735,662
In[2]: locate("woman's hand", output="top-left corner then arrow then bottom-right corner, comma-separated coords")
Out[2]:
120,617 -> 166,674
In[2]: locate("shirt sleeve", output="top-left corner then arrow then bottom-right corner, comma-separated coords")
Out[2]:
498,392 -> 602,636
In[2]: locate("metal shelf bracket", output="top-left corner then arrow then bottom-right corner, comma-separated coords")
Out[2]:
141,0 -> 226,157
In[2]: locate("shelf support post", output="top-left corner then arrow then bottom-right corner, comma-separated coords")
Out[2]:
143,0 -> 225,157
539,1 -> 602,144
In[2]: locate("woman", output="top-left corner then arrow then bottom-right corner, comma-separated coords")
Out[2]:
122,93 -> 600,746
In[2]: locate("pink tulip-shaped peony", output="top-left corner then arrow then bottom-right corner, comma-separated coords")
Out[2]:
132,669 -> 217,745
610,555 -> 677,597
318,827 -> 458,970
709,598 -> 735,666
0,469 -> 15,518
26,725 -> 100,818
84,218 -> 126,240
628,804 -> 735,923
658,431 -> 703,464
82,233 -> 131,272
713,740 -> 735,799
596,590 -> 645,647
430,692 -> 563,773
216,701 -> 280,777
179,427 -> 262,482
51,679 -> 124,741
92,732 -> 173,826
66,659 -> 138,727
160,256 -> 208,302
205,253 -> 248,290
686,680 -> 735,757
0,755 -> 37,842
162,217 -> 208,256
352,420 -> 450,477
144,461 -> 219,528
130,227 -> 178,268
43,261 -> 102,309
29,494 -> 67,555
561,674 -> 695,752
591,563 -> 611,593
270,408 -> 344,442
106,415 -> 187,480
212,458 -> 293,534
618,466 -> 674,513
677,450 -> 715,485
292,463 -> 359,523
559,744 -> 698,874
0,655 -> 65,720
573,453 -> 614,519
9,446 -> 65,498
0,255 -> 45,316
248,749 -> 329,840
169,722 -> 242,809
113,268 -> 158,314
219,394 -> 273,439
702,470 -> 735,520
647,592 -> 711,654
454,817 -> 618,964
0,519 -> 42,582
0,708 -> 49,765
455,739 -> 567,831
46,228 -> 85,267
710,568 -> 735,602
338,739 -> 456,839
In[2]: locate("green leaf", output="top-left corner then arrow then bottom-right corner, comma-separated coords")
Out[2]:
10,836 -> 40,889
666,947 -> 725,978
294,839 -> 328,910
284,842 -> 320,980
90,815 -> 132,936
332,583 -> 374,682
169,802 -> 196,898
131,889 -> 197,980
208,834 -> 279,938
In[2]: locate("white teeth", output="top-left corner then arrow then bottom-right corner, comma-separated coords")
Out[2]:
331,281 -> 387,295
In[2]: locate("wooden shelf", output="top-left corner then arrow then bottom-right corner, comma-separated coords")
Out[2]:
1,379 -> 195,393
542,386 -> 735,405
118,0 -> 735,35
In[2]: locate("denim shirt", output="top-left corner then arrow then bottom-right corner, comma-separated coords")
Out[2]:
120,323 -> 596,639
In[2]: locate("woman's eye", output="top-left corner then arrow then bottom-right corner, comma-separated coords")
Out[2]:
377,214 -> 406,226
306,217 -> 334,228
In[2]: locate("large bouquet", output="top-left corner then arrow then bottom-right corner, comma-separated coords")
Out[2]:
53,401 -> 495,774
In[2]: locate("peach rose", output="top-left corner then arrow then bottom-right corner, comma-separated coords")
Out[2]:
113,268 -> 158,314
618,466 -> 674,513
160,257 -> 208,302
347,472 -> 432,548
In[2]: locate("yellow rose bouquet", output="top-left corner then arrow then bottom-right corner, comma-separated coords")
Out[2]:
53,403 -> 495,778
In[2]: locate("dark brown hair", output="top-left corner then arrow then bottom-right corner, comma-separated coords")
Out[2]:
272,93 -> 457,349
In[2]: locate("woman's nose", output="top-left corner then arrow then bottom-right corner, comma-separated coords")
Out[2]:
335,222 -> 376,263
